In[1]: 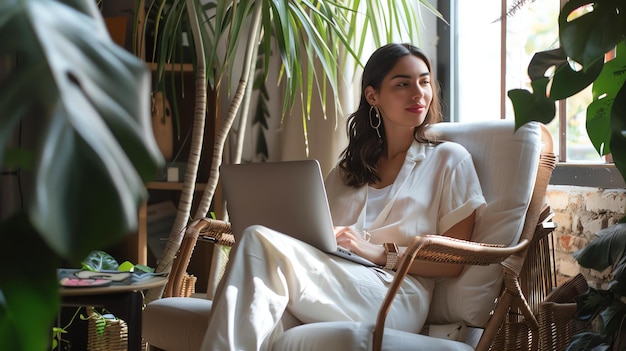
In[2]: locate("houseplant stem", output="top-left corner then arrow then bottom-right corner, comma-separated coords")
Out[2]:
193,0 -> 263,220
146,0 -> 209,303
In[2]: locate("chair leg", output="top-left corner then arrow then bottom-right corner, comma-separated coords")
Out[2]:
476,293 -> 513,351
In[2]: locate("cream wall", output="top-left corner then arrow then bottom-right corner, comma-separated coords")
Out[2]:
253,1 -> 441,177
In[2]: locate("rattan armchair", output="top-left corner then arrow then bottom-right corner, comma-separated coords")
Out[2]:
142,218 -> 235,351
272,121 -> 557,351
161,218 -> 234,298
143,120 -> 558,351
367,206 -> 556,351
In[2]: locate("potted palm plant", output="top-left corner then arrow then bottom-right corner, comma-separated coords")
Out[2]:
508,0 -> 626,349
139,0 -> 446,301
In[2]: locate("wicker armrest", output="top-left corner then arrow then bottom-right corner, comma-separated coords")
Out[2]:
197,219 -> 235,246
165,218 -> 234,297
409,235 -> 514,266
373,235 -> 531,350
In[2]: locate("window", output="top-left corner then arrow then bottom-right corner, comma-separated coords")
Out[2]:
444,0 -> 604,163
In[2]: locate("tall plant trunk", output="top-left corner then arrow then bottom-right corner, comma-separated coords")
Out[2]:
232,38 -> 261,164
193,0 -> 263,218
196,1 -> 263,298
146,0 -> 207,303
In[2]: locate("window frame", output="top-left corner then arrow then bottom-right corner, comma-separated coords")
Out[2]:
436,0 -> 624,188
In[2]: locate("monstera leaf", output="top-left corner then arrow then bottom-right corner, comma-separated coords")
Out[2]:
574,223 -> 626,273
510,0 -> 626,190
559,0 -> 624,68
0,0 -> 163,260
0,1 -> 163,350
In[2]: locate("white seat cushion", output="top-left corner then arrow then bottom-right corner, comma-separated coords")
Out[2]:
273,322 -> 475,351
142,297 -> 213,351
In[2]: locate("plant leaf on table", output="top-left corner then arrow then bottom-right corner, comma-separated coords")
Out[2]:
81,250 -> 120,271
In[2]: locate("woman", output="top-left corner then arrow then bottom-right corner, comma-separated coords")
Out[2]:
201,43 -> 486,350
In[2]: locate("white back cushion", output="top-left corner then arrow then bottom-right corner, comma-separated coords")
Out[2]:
426,120 -> 541,326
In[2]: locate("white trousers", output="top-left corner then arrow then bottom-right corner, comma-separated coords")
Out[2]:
201,225 -> 434,351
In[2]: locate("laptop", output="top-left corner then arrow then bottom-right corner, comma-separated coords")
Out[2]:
219,160 -> 378,267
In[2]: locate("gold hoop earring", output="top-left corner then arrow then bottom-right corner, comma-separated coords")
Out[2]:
369,105 -> 381,138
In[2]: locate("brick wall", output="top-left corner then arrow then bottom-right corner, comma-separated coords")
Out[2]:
546,186 -> 626,288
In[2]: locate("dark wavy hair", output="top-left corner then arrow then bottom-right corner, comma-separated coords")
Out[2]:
338,43 -> 443,188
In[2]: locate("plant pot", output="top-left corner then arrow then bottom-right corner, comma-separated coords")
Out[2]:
151,91 -> 174,161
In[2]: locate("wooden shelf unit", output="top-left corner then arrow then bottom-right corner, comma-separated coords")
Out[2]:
103,0 -> 221,293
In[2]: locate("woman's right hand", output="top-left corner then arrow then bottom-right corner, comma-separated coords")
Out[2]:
334,226 -> 386,266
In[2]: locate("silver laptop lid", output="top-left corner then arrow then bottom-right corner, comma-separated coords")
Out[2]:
219,160 -> 338,253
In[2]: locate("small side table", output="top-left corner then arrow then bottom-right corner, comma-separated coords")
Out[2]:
60,276 -> 167,351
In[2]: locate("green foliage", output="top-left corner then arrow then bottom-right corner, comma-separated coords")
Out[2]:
252,44 -> 270,162
143,0 -> 443,149
0,1 -> 163,350
51,327 -> 68,351
566,331 -> 610,351
51,307 -> 81,350
0,214 -> 60,351
81,250 -> 121,271
571,224 -> 626,348
509,1 -> 626,349
509,0 -> 626,181
80,250 -> 153,273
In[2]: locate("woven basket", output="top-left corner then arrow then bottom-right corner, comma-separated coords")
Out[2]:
86,307 -> 128,351
538,273 -> 592,351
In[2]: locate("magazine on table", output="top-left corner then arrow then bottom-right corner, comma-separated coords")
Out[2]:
57,268 -> 167,288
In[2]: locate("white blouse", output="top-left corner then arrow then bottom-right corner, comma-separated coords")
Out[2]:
324,140 -> 486,246
365,185 -> 391,229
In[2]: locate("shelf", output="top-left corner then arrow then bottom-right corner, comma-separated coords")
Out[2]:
146,182 -> 207,191
146,62 -> 194,72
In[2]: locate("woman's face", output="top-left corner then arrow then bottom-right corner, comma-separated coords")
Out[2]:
366,55 -> 433,133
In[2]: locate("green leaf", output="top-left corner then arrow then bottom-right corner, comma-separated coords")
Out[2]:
608,64 -> 626,185
559,0 -> 625,68
527,48 -> 567,81
587,41 -> 626,158
508,78 -> 556,129
567,332 -> 609,351
606,274 -> 626,296
573,223 -> 626,271
0,0 -> 163,262
133,264 -> 154,273
1,147 -> 35,170
574,286 -> 614,322
81,250 -> 119,271
523,48 -> 603,100
552,53 -> 604,100
0,214 -> 60,351
599,298 -> 626,336
118,261 -> 136,272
